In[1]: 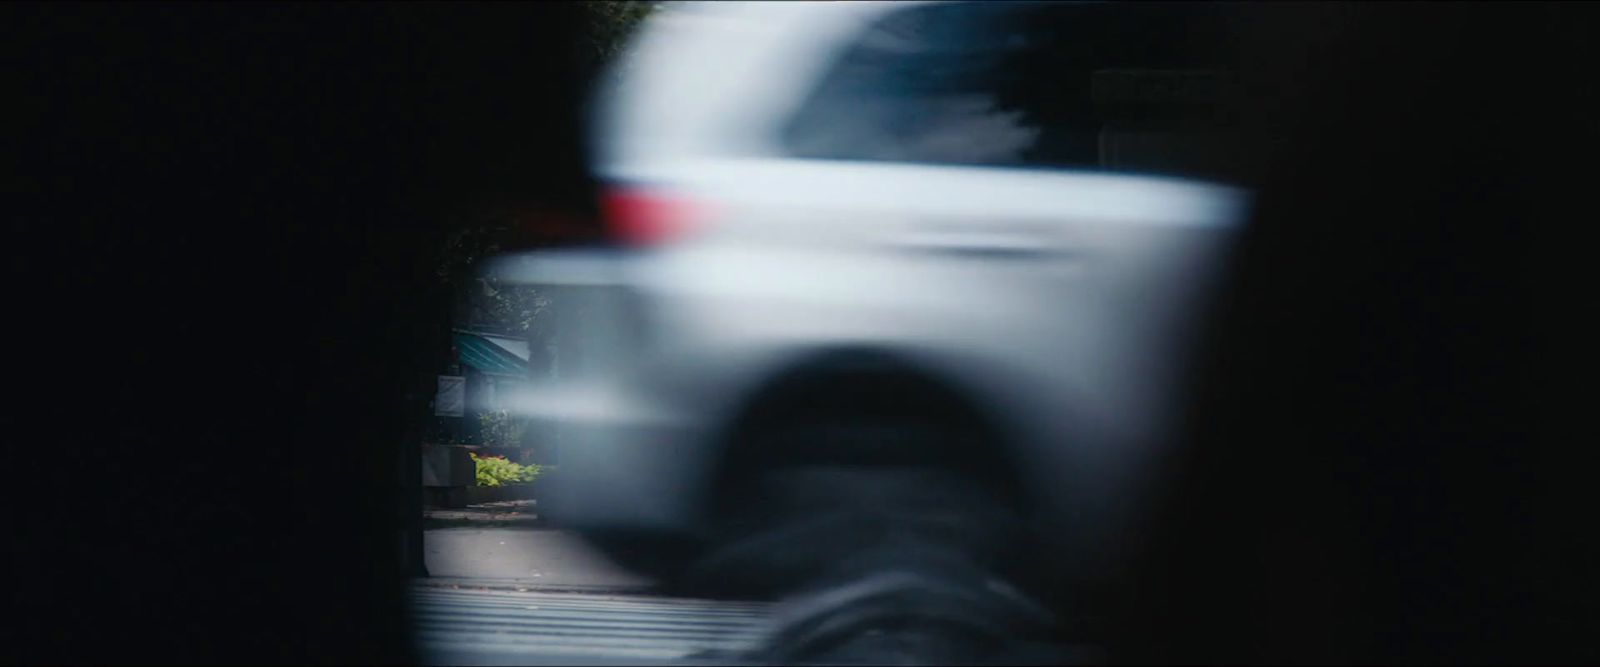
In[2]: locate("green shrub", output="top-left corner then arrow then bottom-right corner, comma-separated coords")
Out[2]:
471,452 -> 542,487
477,409 -> 526,449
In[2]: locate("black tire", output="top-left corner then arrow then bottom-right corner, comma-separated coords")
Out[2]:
678,416 -> 1073,663
679,418 -> 1031,601
751,548 -> 1074,666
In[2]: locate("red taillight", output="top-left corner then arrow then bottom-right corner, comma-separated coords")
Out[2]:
601,187 -> 706,247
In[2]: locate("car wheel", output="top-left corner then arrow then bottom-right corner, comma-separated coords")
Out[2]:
749,548 -> 1074,666
685,419 -> 1072,663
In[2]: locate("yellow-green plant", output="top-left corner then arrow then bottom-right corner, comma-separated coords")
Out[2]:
471,452 -> 542,487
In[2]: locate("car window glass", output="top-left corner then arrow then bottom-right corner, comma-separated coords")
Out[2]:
782,1 -> 1247,181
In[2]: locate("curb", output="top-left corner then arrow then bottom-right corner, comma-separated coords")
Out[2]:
411,577 -> 663,597
423,515 -> 547,529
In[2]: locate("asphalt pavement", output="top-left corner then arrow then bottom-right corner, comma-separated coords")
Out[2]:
416,526 -> 1096,664
416,527 -> 764,664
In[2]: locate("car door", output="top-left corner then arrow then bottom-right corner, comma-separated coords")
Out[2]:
772,2 -> 1247,422
757,1 -> 1256,553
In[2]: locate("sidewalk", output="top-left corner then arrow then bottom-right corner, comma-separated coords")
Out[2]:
421,520 -> 657,591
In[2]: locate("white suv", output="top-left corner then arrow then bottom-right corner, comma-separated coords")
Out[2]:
490,0 -> 1254,601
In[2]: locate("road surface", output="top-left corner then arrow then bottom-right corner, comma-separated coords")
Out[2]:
415,527 -> 1086,664
418,527 -> 763,664
424,526 -> 653,590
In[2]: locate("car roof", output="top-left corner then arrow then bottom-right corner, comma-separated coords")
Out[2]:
591,1 -> 936,173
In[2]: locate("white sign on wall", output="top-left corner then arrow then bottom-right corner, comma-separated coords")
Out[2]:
434,375 -> 465,417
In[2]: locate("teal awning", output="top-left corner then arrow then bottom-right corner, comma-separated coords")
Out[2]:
453,331 -> 528,378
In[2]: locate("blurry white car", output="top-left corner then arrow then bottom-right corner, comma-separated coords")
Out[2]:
490,0 -> 1254,600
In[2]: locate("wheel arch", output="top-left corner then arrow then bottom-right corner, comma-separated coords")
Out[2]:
699,345 -> 1038,516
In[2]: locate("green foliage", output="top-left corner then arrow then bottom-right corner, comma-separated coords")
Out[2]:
586,1 -> 659,65
478,408 -> 528,449
472,452 -> 542,487
428,2 -> 659,365
477,279 -> 546,336
433,4 -> 659,338
438,213 -> 548,336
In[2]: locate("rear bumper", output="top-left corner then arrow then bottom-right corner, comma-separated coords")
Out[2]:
485,249 -> 713,537
523,389 -> 711,536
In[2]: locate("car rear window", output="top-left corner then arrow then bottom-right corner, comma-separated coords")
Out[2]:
781,1 -> 1249,181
